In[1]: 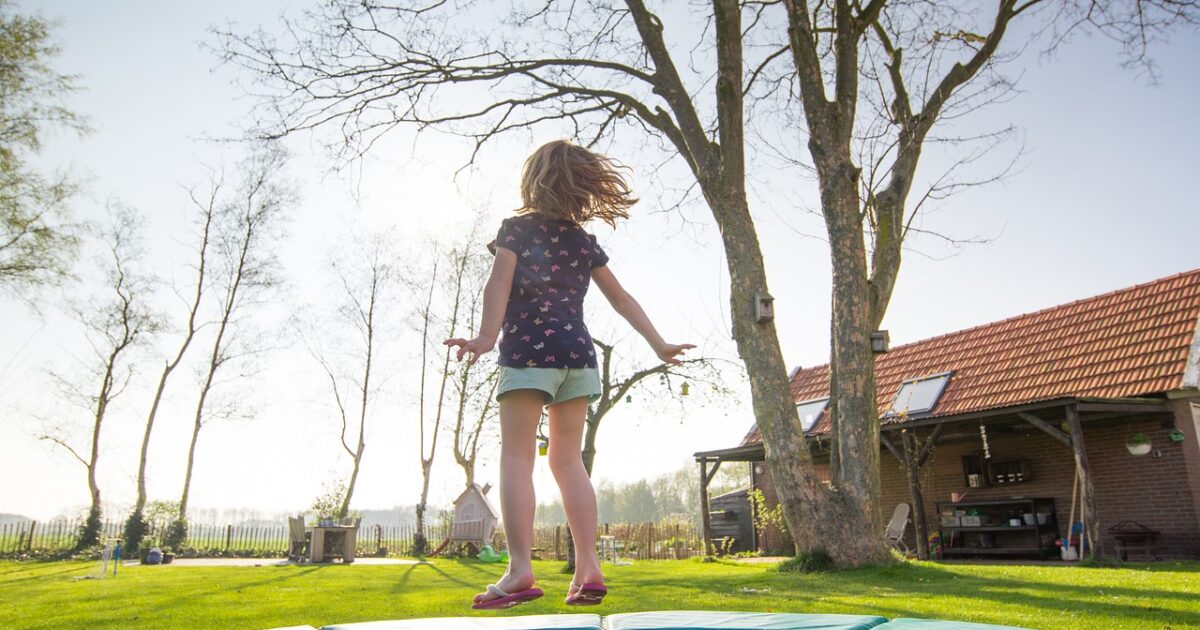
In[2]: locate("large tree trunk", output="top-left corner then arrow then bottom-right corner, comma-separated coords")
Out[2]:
821,167 -> 889,563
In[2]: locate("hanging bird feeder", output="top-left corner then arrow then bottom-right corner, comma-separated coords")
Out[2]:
626,394 -> 632,403
538,438 -> 549,456
681,381 -> 691,396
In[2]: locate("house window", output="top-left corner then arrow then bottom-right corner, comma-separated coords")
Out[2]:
886,372 -> 952,418
795,398 -> 830,432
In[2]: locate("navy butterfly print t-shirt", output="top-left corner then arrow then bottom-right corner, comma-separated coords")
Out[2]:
489,213 -> 609,369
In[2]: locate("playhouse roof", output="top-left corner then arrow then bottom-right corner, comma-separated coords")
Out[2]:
453,483 -> 500,519
741,268 -> 1200,445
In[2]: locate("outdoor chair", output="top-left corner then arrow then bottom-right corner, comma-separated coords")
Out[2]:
287,516 -> 311,562
884,502 -> 911,555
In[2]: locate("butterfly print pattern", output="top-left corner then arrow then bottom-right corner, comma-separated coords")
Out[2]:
487,214 -> 609,368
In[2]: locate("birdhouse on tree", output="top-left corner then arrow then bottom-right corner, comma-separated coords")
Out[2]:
450,483 -> 500,551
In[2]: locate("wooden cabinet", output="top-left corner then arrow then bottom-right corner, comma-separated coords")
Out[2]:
937,498 -> 1058,558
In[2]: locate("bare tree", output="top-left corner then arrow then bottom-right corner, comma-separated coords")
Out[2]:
170,145 -> 291,546
122,180 -> 219,555
217,0 -> 1198,566
411,235 -> 475,555
564,337 -> 732,569
451,360 -> 498,491
308,228 -> 399,519
585,339 -> 732,476
41,203 -> 158,549
447,244 -> 499,493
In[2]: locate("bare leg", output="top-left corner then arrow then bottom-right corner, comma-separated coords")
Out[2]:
546,396 -> 604,590
474,389 -> 543,604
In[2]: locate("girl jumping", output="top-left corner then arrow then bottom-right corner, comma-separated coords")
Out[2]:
445,140 -> 693,609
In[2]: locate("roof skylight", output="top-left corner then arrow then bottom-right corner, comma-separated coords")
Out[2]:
885,372 -> 952,418
796,397 -> 830,432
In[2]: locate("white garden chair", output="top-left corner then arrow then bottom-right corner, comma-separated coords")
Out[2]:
884,503 -> 911,555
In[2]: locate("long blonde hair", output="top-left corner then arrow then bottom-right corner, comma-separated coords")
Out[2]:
518,140 -> 636,227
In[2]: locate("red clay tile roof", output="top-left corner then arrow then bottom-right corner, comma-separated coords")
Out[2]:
742,269 -> 1200,445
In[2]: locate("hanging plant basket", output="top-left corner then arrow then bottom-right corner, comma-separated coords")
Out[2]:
1126,433 -> 1152,456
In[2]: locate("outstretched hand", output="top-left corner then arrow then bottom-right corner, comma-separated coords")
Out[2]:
656,343 -> 696,366
443,336 -> 494,365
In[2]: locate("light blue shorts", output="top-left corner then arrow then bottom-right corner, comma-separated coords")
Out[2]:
497,366 -> 602,405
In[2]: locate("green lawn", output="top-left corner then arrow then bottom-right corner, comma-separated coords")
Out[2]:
2,558 -> 1198,629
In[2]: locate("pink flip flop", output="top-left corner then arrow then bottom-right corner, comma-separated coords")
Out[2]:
471,583 -> 544,610
565,581 -> 607,606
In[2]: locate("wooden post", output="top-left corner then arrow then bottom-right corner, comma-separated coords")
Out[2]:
27,521 -> 37,551
647,522 -> 654,560
225,524 -> 233,550
555,526 -> 561,561
699,459 -> 713,556
1066,405 -> 1099,557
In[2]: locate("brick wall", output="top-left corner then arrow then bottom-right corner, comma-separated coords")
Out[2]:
753,408 -> 1200,559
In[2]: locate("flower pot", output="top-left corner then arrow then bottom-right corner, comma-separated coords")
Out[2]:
1126,442 -> 1152,456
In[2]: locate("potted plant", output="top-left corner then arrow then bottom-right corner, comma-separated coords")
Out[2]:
1126,433 -> 1152,456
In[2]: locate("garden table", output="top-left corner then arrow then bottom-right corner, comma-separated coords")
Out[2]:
308,524 -> 357,563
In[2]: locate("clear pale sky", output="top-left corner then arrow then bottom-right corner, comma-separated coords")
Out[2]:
1,1 -> 1197,523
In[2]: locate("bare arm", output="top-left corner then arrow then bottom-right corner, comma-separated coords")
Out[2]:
592,265 -> 693,365
445,248 -> 516,364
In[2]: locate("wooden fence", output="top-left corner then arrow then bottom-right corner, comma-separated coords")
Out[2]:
0,520 -> 452,557
0,519 -> 703,559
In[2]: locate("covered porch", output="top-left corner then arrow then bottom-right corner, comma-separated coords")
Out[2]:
695,396 -> 1197,560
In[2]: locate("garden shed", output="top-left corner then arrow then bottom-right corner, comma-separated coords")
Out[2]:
708,487 -> 755,553
697,269 -> 1200,559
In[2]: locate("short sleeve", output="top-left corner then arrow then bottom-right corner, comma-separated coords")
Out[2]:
488,218 -> 524,255
589,234 -> 609,268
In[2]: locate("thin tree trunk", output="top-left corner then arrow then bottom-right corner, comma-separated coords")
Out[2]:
414,260 -> 438,554
339,272 -> 378,518
900,430 -> 929,560
80,367 -> 111,548
416,248 -> 466,553
178,200 -> 254,525
132,202 -> 213,521
179,374 -> 217,520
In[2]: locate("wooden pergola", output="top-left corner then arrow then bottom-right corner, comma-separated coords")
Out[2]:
694,396 -> 1175,558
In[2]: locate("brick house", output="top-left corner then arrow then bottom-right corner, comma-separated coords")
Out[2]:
695,269 -> 1200,559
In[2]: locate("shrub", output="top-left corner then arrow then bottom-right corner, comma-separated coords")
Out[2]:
122,511 -> 149,557
775,549 -> 836,573
75,509 -> 102,551
164,519 -> 188,551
